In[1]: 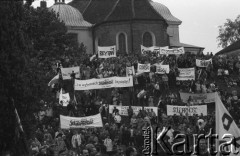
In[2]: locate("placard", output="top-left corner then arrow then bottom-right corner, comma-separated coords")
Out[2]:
167,105 -> 207,116
61,66 -> 80,80
180,92 -> 216,103
176,68 -> 195,81
98,46 -> 116,58
126,66 -> 135,77
196,59 -> 212,67
160,47 -> 185,55
156,65 -> 170,74
138,63 -> 150,73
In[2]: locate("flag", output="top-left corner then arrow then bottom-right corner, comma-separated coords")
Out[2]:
12,99 -> 29,155
48,74 -> 59,87
90,54 -> 96,61
215,93 -> 240,156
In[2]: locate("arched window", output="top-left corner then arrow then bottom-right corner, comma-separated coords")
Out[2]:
143,32 -> 153,47
118,33 -> 127,53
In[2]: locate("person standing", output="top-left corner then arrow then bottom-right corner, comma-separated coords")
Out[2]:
104,136 -> 113,156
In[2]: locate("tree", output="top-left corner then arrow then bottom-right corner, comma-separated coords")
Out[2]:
0,1 -> 86,153
217,15 -> 240,48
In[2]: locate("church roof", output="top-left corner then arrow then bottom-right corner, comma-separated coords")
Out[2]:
69,0 -> 166,25
150,1 -> 182,24
216,40 -> 240,55
171,42 -> 204,49
49,2 -> 92,27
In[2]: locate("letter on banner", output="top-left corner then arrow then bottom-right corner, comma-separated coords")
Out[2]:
74,76 -> 133,90
167,105 -> 207,116
160,47 -> 185,55
138,63 -> 150,73
176,68 -> 195,81
155,65 -> 169,74
126,66 -> 135,77
61,66 -> 80,80
196,59 -> 212,67
60,114 -> 103,129
98,46 -> 116,58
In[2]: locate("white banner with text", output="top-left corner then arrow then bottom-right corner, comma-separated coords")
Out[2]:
176,68 -> 195,81
155,65 -> 170,74
196,59 -> 212,67
160,47 -> 185,55
60,114 -> 103,129
138,63 -> 151,73
109,105 -> 158,116
180,92 -> 216,103
61,66 -> 80,80
98,46 -> 116,58
75,76 -> 133,90
167,105 -> 207,116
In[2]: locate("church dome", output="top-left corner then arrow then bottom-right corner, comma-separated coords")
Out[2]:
150,1 -> 182,24
49,1 -> 92,27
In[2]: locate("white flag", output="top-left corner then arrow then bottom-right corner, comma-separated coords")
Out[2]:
216,93 -> 240,156
48,74 -> 59,87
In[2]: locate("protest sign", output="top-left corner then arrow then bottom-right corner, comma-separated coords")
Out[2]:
59,89 -> 70,107
196,59 -> 212,67
155,65 -> 170,74
167,105 -> 207,116
108,105 -> 158,116
141,45 -> 169,57
179,92 -> 216,103
60,114 -> 103,129
75,76 -> 133,90
61,66 -> 80,80
138,63 -> 150,73
160,47 -> 185,55
126,66 -> 135,77
98,46 -> 116,58
176,68 -> 195,81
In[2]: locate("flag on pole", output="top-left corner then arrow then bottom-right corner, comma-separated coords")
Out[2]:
215,93 -> 240,156
48,74 -> 59,87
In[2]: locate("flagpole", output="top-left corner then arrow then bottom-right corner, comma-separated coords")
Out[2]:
215,93 -> 220,156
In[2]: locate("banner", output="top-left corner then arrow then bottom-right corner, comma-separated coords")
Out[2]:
75,76 -> 133,90
98,46 -> 116,58
155,65 -> 170,74
176,68 -> 195,81
141,45 -> 169,57
60,114 -> 103,129
61,66 -> 80,80
160,47 -> 185,55
180,92 -> 216,103
196,59 -> 212,67
59,89 -> 70,107
138,63 -> 150,73
167,105 -> 207,116
126,66 -> 135,77
109,105 -> 158,116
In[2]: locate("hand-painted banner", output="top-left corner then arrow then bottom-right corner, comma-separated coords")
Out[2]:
141,45 -> 168,57
109,105 -> 158,116
160,47 -> 185,55
176,68 -> 195,81
138,63 -> 150,73
60,113 -> 103,129
59,89 -> 70,107
180,92 -> 216,103
167,105 -> 207,116
98,46 -> 116,58
61,66 -> 80,80
155,65 -> 170,74
75,76 -> 133,90
196,59 -> 212,67
126,66 -> 135,77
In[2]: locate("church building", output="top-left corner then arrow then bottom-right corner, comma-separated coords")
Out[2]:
47,0 -> 204,54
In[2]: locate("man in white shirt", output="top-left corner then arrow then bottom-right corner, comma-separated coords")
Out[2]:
104,135 -> 113,155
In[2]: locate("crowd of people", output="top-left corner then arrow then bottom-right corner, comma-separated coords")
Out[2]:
29,51 -> 240,156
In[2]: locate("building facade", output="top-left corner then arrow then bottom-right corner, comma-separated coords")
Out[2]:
48,0 -> 204,54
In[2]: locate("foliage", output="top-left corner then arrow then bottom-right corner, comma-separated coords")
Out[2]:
217,15 -> 240,48
0,0 -> 86,152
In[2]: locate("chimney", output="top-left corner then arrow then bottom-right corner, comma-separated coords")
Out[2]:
40,1 -> 47,8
